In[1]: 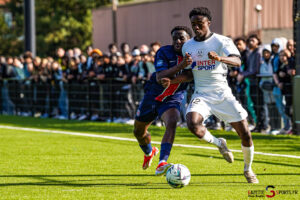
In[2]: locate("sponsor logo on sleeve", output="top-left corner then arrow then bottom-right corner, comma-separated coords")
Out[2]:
157,60 -> 164,67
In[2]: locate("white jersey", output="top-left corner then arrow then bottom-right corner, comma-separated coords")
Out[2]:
182,33 -> 240,93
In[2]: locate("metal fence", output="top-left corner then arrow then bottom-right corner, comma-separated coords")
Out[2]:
0,79 -> 289,131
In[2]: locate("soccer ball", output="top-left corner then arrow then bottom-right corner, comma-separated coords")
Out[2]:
166,164 -> 191,188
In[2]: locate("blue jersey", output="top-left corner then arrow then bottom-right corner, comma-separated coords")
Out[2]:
144,45 -> 188,101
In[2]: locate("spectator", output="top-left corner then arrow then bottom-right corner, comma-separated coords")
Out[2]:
271,38 -> 291,133
238,34 -> 269,132
86,46 -> 93,70
273,50 -> 292,134
52,61 -> 68,119
234,37 -> 256,126
33,57 -> 41,68
150,41 -> 161,53
73,47 -> 82,58
108,43 -> 118,55
130,49 -> 144,84
140,52 -> 155,81
1,57 -> 15,114
119,52 -> 136,118
67,57 -> 81,119
271,38 -> 282,69
66,48 -> 74,58
56,48 -> 67,72
0,56 -> 6,81
5,57 -> 16,78
287,44 -> 296,134
148,50 -> 156,63
139,44 -> 149,55
286,39 -> 295,57
10,58 -> 25,115
258,45 -> 274,133
130,49 -> 145,105
87,49 -> 104,121
120,42 -> 131,55
111,55 -> 126,121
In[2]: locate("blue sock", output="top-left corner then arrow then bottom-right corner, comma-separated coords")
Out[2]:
159,143 -> 173,162
139,143 -> 152,155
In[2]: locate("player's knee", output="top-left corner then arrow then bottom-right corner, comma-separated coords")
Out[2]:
241,131 -> 251,143
133,127 -> 144,139
165,116 -> 178,129
187,119 -> 200,133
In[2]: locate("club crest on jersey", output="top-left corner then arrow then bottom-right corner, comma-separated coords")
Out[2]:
191,60 -> 216,70
136,109 -> 140,117
222,38 -> 232,48
197,49 -> 205,58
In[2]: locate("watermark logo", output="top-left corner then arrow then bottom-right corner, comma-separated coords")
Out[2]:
266,185 -> 276,198
248,185 -> 298,198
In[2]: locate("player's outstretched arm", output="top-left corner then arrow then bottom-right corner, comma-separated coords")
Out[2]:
208,51 -> 241,67
156,53 -> 192,83
159,70 -> 193,88
170,69 -> 193,84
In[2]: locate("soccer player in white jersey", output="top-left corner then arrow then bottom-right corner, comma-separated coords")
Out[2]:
162,7 -> 259,183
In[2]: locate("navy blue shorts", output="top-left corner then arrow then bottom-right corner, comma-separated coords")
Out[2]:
135,94 -> 182,122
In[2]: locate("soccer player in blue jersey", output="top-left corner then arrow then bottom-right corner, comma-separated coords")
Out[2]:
133,26 -> 193,175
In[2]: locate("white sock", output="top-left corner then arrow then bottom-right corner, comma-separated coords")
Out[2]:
202,129 -> 222,147
242,145 -> 254,173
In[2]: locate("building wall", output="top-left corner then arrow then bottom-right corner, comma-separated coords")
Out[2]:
223,0 -> 293,40
92,0 -> 293,51
262,28 -> 293,44
92,0 -> 223,51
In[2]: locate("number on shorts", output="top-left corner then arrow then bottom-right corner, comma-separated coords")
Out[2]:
192,98 -> 201,104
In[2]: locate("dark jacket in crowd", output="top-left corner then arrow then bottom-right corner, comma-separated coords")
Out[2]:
240,48 -> 261,85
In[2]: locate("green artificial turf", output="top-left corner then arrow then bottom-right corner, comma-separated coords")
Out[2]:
0,115 -> 299,199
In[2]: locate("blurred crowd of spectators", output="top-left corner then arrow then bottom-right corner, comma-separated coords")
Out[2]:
229,35 -> 296,135
0,35 -> 296,135
0,42 -> 160,123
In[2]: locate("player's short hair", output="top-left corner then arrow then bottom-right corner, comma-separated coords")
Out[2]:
171,26 -> 193,38
247,34 -> 262,45
189,7 -> 212,21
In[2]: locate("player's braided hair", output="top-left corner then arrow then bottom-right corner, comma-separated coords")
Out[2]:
171,26 -> 193,38
189,7 -> 212,21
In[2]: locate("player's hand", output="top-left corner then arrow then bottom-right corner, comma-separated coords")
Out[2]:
182,52 -> 193,67
160,77 -> 171,88
208,51 -> 222,62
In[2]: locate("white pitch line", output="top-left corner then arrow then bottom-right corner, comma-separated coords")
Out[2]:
1,125 -> 300,159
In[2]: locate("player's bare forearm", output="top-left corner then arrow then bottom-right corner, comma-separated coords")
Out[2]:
156,53 -> 192,82
219,56 -> 241,67
156,62 -> 186,81
208,51 -> 241,67
170,70 -> 193,84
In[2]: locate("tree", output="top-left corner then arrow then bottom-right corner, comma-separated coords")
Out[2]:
1,0 -> 128,57
0,0 -> 23,56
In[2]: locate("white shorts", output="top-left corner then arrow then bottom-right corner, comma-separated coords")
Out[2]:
186,89 -> 248,123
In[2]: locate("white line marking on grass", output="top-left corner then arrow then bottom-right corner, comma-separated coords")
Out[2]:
1,125 -> 300,159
